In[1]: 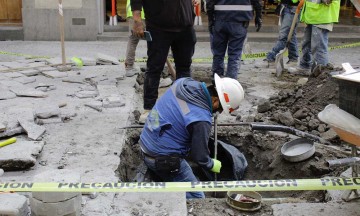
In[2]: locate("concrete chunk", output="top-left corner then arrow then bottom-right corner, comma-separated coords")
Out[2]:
0,122 -> 5,132
20,69 -> 41,76
96,53 -> 120,65
37,66 -> 58,72
0,62 -> 27,69
18,118 -> 46,140
30,195 -> 81,216
62,76 -> 86,84
14,76 -> 36,84
35,105 -> 61,119
32,170 -> 81,203
103,96 -> 125,108
0,194 -> 30,216
0,87 -> 17,100
42,70 -> 68,78
75,90 -> 98,99
80,57 -> 97,66
4,72 -> 24,78
0,141 -> 44,171
10,87 -> 48,98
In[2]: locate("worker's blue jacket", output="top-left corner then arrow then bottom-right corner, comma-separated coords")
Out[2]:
140,78 -> 214,170
213,0 -> 254,22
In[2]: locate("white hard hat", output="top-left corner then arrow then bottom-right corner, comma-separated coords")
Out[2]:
214,74 -> 245,114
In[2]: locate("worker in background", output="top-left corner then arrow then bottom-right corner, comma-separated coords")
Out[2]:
124,0 -> 145,77
139,74 -> 245,198
131,0 -> 200,123
262,0 -> 300,68
206,0 -> 262,79
288,0 -> 340,76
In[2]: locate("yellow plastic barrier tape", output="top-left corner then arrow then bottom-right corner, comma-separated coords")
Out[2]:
1,177 -> 360,193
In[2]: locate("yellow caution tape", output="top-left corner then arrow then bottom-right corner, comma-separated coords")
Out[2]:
1,42 -> 360,63
1,177 -> 360,193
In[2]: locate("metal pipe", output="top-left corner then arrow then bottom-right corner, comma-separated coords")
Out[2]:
250,123 -> 331,145
327,157 -> 360,168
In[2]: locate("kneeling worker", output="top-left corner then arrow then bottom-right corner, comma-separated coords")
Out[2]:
139,74 -> 245,198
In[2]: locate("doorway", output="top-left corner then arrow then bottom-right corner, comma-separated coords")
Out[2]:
0,0 -> 22,25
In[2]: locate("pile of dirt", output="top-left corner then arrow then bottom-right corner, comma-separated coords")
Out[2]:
254,72 -> 341,142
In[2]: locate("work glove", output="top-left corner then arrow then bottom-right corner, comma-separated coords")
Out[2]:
255,16 -> 262,32
210,159 -> 222,173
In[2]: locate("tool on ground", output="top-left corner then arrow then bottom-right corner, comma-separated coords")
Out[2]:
327,157 -> 360,168
275,0 -> 304,77
281,138 -> 315,162
250,123 -> 331,145
0,137 -> 17,148
166,58 -> 176,79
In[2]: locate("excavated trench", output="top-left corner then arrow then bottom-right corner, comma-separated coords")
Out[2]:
117,125 -> 349,201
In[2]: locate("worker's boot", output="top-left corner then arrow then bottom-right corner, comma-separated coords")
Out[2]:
255,59 -> 275,68
311,63 -> 334,77
125,64 -> 140,77
285,59 -> 298,68
139,109 -> 151,124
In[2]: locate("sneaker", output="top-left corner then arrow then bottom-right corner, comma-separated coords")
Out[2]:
139,109 -> 151,124
288,66 -> 311,76
256,59 -> 275,68
286,59 -> 298,67
125,67 -> 140,77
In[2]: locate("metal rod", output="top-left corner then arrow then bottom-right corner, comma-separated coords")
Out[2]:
213,113 -> 218,197
120,122 -> 252,129
327,157 -> 360,168
58,0 -> 66,66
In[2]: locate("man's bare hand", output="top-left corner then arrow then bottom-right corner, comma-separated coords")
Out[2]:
132,11 -> 144,38
193,0 -> 200,6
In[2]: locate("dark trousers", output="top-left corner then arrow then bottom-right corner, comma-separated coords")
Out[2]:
144,28 -> 196,110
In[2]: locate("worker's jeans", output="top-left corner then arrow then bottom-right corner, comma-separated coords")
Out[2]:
125,18 -> 143,67
299,24 -> 329,69
266,5 -> 299,62
144,28 -> 196,110
144,156 -> 205,199
212,21 -> 247,79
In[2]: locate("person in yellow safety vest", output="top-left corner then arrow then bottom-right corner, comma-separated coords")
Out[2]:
288,0 -> 340,77
124,0 -> 145,77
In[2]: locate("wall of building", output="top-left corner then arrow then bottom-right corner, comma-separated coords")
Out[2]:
22,0 -> 98,41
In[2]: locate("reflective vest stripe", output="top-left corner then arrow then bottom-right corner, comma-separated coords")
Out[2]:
171,84 -> 190,115
307,0 -> 322,3
214,5 -> 253,11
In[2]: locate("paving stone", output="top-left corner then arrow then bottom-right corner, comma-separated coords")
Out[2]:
0,62 -> 27,69
30,195 -> 81,216
62,76 -> 86,84
10,87 -> 48,98
0,193 -> 30,216
96,53 -> 120,65
4,72 -> 24,78
32,169 -> 81,203
75,90 -> 98,99
18,118 -> 46,140
80,57 -> 97,66
0,140 -> 44,171
0,87 -> 17,100
20,69 -> 41,76
14,76 -> 36,84
34,105 -> 61,119
42,70 -> 68,78
103,96 -> 125,108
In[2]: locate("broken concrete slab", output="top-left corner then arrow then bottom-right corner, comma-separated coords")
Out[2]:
14,76 -> 36,84
97,85 -> 119,98
34,105 -> 61,119
45,57 -> 66,65
4,72 -> 24,78
0,62 -> 28,69
0,80 -> 24,88
103,96 -> 125,108
62,76 -> 86,84
27,62 -> 46,68
42,70 -> 68,78
85,101 -> 103,112
96,53 -> 120,65
18,118 -> 46,140
0,122 -> 5,132
36,117 -> 63,125
32,169 -> 81,203
0,87 -> 17,100
35,83 -> 57,92
37,66 -> 58,72
0,140 -> 44,171
75,91 -> 98,99
20,69 -> 41,76
0,127 -> 24,138
0,193 -> 30,216
10,87 -> 48,98
80,57 -> 97,66
30,195 -> 81,216
272,202 -> 360,216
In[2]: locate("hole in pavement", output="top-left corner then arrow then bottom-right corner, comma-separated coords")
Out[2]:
117,127 -> 348,201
